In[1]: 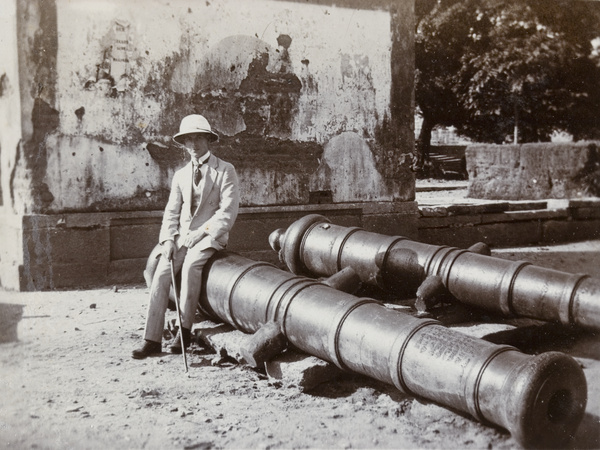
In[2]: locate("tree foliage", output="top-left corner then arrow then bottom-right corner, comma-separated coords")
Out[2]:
415,0 -> 600,170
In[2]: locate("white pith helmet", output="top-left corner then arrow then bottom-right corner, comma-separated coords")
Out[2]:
173,114 -> 219,144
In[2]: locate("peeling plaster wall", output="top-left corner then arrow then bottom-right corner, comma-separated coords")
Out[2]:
9,0 -> 413,214
0,0 -> 25,286
0,1 -> 21,208
1,0 -> 416,290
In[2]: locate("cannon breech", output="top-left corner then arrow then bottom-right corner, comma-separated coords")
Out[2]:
269,214 -> 600,331
170,250 -> 588,448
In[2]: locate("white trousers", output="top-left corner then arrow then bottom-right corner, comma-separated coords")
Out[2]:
144,245 -> 216,342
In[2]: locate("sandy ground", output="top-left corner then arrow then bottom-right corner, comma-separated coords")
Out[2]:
1,185 -> 599,449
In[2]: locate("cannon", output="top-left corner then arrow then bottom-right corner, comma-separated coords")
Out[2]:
269,214 -> 600,331
146,248 -> 587,448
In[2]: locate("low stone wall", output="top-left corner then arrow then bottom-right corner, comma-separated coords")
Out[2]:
418,198 -> 600,248
0,202 -> 418,291
466,142 -> 600,200
3,197 -> 600,291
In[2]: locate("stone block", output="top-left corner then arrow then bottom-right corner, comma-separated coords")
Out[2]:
479,213 -> 513,224
362,201 -> 418,215
477,222 -> 542,247
419,225 -> 487,248
195,320 -> 341,391
419,220 -> 543,248
507,201 -> 548,211
110,220 -> 161,260
265,349 -> 342,392
466,142 -> 600,200
569,207 -> 600,220
108,258 -> 147,284
419,206 -> 448,217
45,227 -> 109,265
479,208 -> 568,224
542,219 -> 600,244
231,206 -> 362,252
363,212 -> 418,239
418,214 -> 481,230
447,202 -> 509,216
503,209 -> 569,221
568,199 -> 600,208
51,262 -> 109,288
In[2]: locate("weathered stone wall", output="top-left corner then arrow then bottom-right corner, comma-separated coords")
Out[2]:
0,2 -> 21,211
467,142 -> 600,200
418,199 -> 600,248
0,0 -> 417,290
5,0 -> 414,214
0,1 -> 25,286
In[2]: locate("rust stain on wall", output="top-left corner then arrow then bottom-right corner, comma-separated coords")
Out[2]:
389,1 -> 414,153
574,143 -> 600,196
27,0 -> 58,105
0,73 -> 8,97
372,112 -> 413,189
17,2 -> 413,213
20,99 -> 57,213
83,19 -> 134,97
188,34 -> 303,141
214,133 -> 322,173
12,0 -> 59,213
175,33 -> 321,181
238,50 -> 302,137
84,186 -> 172,213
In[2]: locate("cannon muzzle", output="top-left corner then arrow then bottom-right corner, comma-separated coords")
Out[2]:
191,251 -> 586,448
269,214 -> 600,331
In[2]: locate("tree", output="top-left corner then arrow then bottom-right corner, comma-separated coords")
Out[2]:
414,0 -> 600,173
414,0 -> 472,172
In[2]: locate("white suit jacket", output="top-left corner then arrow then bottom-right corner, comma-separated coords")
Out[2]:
158,154 -> 240,251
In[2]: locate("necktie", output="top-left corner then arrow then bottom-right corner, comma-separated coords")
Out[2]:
194,164 -> 202,186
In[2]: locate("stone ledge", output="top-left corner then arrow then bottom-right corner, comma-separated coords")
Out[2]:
482,208 -> 569,224
507,201 -> 548,211
6,201 -> 418,231
447,202 -> 509,216
568,199 -> 600,208
3,198 -> 599,290
570,207 -> 600,220
19,210 -> 163,230
418,214 -> 482,229
240,201 -> 418,216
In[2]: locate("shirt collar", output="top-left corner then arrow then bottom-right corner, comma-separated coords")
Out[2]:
193,152 -> 211,167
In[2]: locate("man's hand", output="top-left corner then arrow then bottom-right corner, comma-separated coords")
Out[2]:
161,240 -> 176,260
182,229 -> 206,249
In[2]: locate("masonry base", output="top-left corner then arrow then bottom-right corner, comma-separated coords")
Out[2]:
0,201 -> 419,291
3,198 -> 599,291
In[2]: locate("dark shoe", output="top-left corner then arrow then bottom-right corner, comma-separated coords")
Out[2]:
132,340 -> 162,359
169,327 -> 191,354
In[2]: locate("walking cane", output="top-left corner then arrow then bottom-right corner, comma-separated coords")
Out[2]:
170,258 -> 189,373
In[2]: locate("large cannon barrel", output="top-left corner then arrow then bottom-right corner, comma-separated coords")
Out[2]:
269,214 -> 600,331
195,251 -> 586,448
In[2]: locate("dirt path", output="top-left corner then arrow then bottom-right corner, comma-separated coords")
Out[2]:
2,238 -> 600,450
1,170 -> 599,450
0,285 -> 513,450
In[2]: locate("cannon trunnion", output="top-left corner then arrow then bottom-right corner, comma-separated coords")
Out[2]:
269,214 -> 600,331
187,251 -> 587,448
